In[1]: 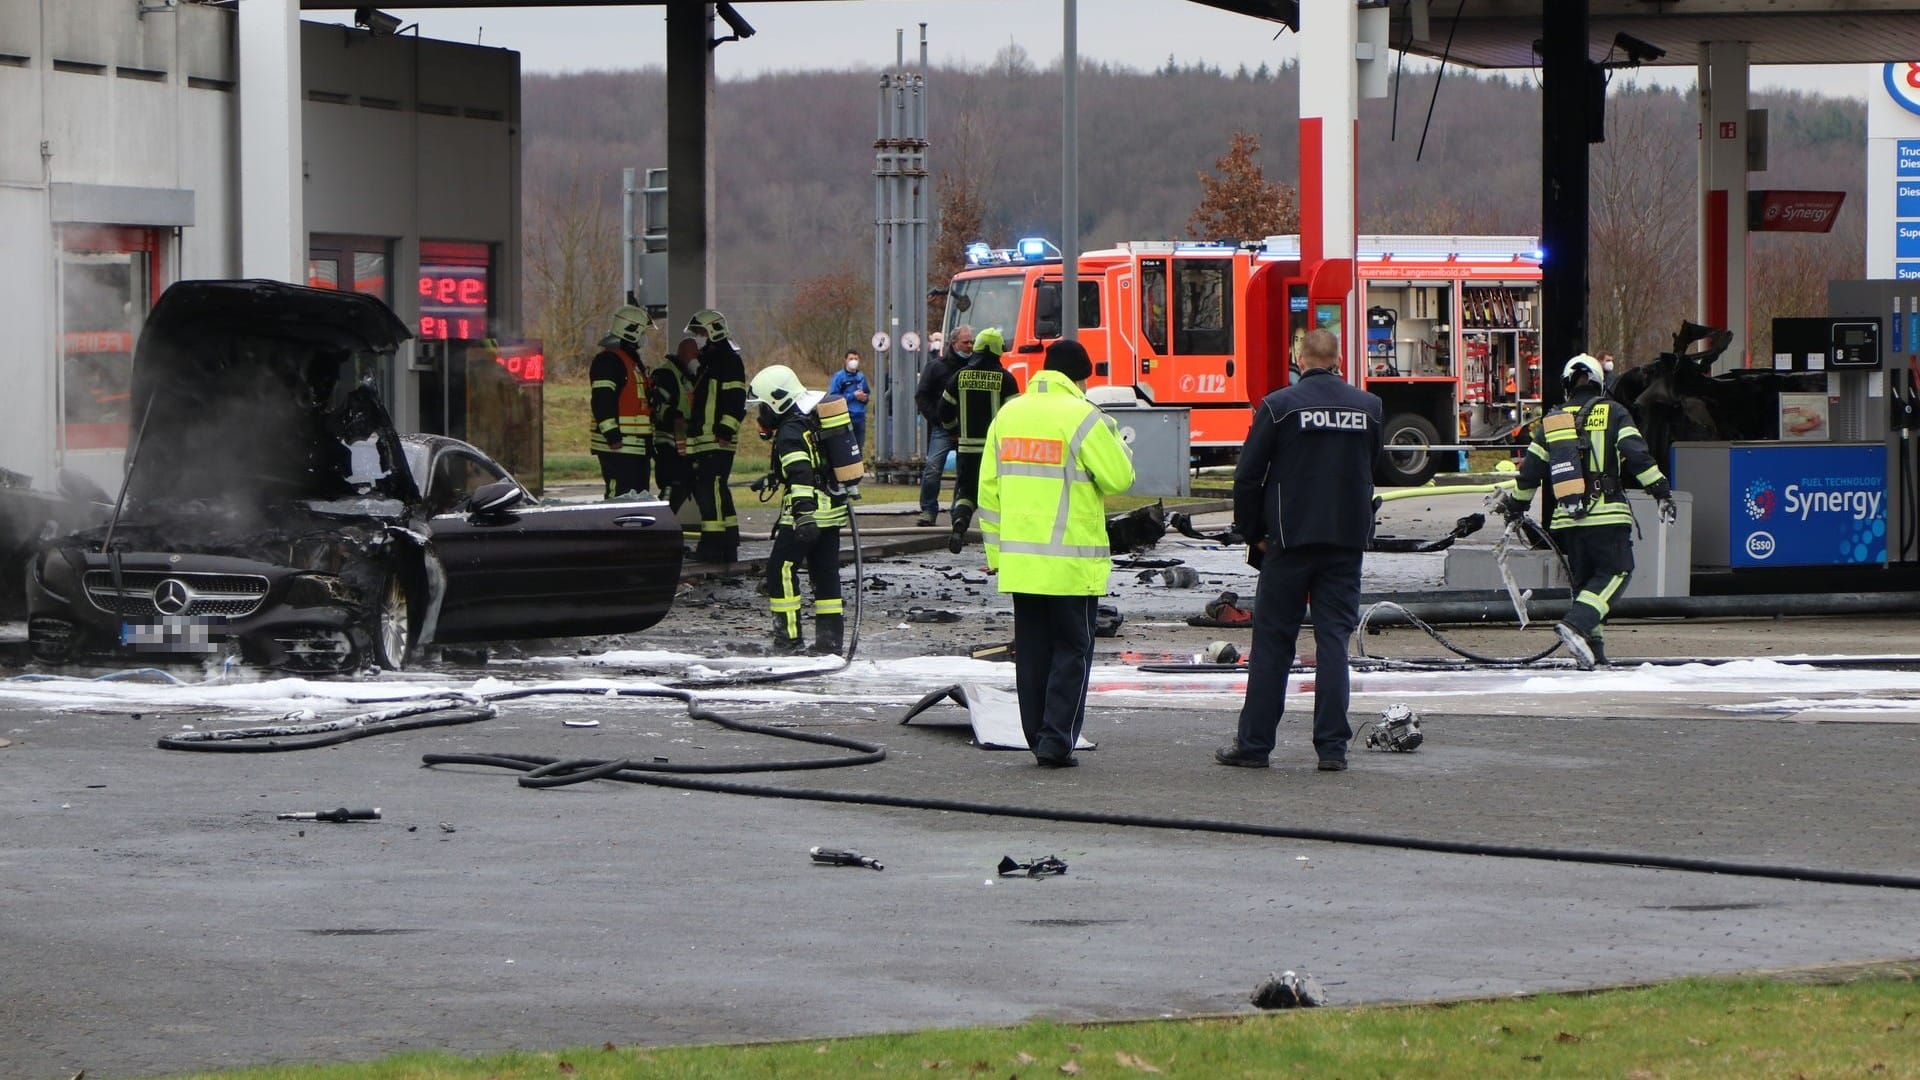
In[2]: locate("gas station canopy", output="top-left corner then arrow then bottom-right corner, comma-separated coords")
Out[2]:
293,0 -> 1920,68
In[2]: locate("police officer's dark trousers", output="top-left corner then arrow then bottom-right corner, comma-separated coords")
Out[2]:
691,448 -> 738,560
1554,524 -> 1633,642
1011,593 -> 1096,761
596,450 -> 651,499
1236,543 -> 1363,762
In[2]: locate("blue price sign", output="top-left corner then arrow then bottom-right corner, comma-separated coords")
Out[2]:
1900,138 -> 1920,177
1901,181 -> 1920,217
1728,445 -> 1887,567
1900,263 -> 1920,281
1902,223 -> 1920,260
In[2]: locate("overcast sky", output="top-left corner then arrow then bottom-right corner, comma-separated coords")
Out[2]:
307,1 -> 1871,98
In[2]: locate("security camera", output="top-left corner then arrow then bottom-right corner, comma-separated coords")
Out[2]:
354,6 -> 403,35
715,2 -> 756,42
1613,31 -> 1665,64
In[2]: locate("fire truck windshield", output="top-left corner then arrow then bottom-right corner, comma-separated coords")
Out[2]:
945,275 -> 1024,345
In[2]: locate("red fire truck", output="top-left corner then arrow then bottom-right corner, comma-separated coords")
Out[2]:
942,234 -> 1544,484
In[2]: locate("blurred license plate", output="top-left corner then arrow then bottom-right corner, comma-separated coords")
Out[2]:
122,616 -> 223,652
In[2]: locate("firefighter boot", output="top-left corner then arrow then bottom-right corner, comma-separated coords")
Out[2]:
1554,621 -> 1596,671
808,614 -> 845,657
948,502 -> 974,554
1589,636 -> 1609,666
771,617 -> 807,656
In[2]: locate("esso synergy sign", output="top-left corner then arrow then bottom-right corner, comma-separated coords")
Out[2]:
1729,445 -> 1889,567
1884,62 -> 1920,117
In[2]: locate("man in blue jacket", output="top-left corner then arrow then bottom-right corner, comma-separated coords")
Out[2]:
826,348 -> 870,449
1216,328 -> 1384,772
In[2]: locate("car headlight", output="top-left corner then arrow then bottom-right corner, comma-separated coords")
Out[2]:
291,537 -> 349,574
283,574 -> 356,609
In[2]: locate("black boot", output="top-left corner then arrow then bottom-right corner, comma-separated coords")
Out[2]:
771,617 -> 806,655
1589,636 -> 1609,666
808,615 -> 845,657
948,503 -> 974,554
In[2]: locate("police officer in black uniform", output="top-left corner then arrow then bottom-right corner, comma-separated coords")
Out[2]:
1216,328 -> 1384,772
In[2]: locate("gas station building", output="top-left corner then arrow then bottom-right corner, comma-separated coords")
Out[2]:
0,0 -> 530,494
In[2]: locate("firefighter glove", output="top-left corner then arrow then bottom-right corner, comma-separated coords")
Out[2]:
1658,496 -> 1679,526
793,513 -> 819,545
603,430 -> 623,450
1495,493 -> 1528,524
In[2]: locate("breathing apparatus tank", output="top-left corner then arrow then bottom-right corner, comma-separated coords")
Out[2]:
811,394 -> 865,489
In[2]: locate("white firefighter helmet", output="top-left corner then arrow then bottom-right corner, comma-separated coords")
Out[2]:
686,308 -> 730,342
749,364 -> 807,414
1562,353 -> 1603,387
609,304 -> 651,348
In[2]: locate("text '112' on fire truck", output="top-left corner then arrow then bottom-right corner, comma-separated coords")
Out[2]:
944,234 -> 1544,485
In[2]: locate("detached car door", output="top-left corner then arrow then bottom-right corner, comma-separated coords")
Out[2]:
423,445 -> 682,642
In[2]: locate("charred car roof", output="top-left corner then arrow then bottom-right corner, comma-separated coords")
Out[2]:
126,280 -> 418,508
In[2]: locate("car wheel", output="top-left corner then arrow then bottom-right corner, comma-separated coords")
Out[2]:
1375,413 -> 1441,487
371,575 -> 412,671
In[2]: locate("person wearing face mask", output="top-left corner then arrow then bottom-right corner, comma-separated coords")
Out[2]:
914,325 -> 971,527
826,348 -> 871,450
686,309 -> 747,564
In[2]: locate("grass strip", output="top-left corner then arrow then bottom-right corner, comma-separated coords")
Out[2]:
159,972 -> 1919,1079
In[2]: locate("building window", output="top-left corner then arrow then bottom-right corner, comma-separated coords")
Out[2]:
309,235 -> 392,301
59,226 -> 164,453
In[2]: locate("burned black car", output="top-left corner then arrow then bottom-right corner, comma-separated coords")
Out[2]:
26,280 -> 681,673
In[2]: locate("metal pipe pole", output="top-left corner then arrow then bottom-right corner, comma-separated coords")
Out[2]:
621,166 -> 636,302
1061,0 -> 1079,338
873,72 -> 890,458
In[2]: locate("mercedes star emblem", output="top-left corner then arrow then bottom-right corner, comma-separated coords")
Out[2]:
152,578 -> 193,616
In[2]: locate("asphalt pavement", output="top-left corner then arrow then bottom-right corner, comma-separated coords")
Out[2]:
3,487 -> 1918,1079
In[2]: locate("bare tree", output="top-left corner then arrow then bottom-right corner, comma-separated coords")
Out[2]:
930,74 -> 1000,329
1186,131 -> 1299,242
1588,92 -> 1694,367
1749,211 -> 1866,365
524,167 -> 628,381
777,268 -> 868,383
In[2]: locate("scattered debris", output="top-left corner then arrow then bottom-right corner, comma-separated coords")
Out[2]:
562,718 -> 600,728
1250,970 -> 1327,1009
1360,704 -> 1425,751
906,606 -> 962,623
970,640 -> 1015,662
276,807 -> 381,823
997,855 -> 1068,877
1105,501 -> 1168,553
1201,641 -> 1240,664
940,569 -> 989,584
1095,604 -> 1125,637
1137,566 -> 1200,588
810,845 -> 884,871
1188,591 -> 1253,628
1168,512 -> 1240,544
1113,557 -> 1184,570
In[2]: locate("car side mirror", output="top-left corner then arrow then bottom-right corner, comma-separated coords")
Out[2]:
467,480 -> 525,515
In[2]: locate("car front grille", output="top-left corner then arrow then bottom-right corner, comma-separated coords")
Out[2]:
83,570 -> 271,618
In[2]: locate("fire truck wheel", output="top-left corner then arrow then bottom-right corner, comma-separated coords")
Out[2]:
1375,413 -> 1441,487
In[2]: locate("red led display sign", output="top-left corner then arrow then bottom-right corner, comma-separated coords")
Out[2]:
493,344 -> 546,384
418,264 -> 489,341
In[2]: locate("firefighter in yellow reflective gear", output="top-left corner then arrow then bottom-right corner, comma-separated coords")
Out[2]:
1499,353 -> 1676,670
750,364 -> 850,656
589,305 -> 654,499
687,308 -> 747,564
979,340 -> 1136,766
938,325 -> 1019,553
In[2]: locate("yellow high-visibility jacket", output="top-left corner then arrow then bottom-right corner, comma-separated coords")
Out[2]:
979,370 -> 1136,596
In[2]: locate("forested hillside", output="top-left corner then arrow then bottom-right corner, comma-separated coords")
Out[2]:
521,56 -> 1865,377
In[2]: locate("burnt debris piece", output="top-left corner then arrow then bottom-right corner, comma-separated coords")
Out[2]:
810,846 -> 884,871
997,855 -> 1068,877
1251,970 -> 1327,1009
